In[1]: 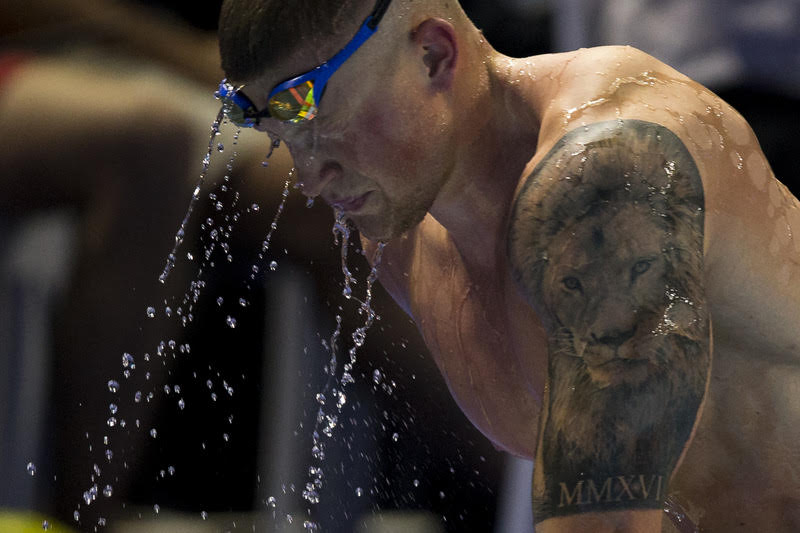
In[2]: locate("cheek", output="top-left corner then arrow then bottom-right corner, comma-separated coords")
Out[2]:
350,100 -> 424,171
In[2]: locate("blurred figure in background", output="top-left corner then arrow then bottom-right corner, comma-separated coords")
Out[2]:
0,0 -> 290,527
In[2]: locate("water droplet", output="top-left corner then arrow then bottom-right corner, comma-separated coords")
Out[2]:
226,316 -> 237,328
223,433 -> 230,442
153,504 -> 160,514
168,465 -> 175,475
42,520 -> 49,530
178,398 -> 185,410
109,404 -> 118,415
355,487 -> 363,497
146,307 -> 155,318
106,417 -> 117,428
150,428 -> 157,438
26,462 -> 36,476
105,449 -> 113,461
266,496 -> 277,508
251,203 -> 260,212
372,369 -> 383,384
311,444 -> 325,461
315,393 -> 326,405
201,511 -> 208,520
134,391 -> 142,403
73,510 -> 80,522
413,479 -> 420,487
107,380 -> 120,393
103,485 -> 113,498
122,353 -> 135,368
392,432 -> 399,442
439,491 -> 446,499
239,298 -> 248,307
97,517 -> 106,526
217,143 -> 224,152
306,197 -> 315,208
269,260 -> 278,271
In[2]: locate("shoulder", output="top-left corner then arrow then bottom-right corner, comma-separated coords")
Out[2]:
507,119 -> 706,322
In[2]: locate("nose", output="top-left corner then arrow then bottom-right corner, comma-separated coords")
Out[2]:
591,325 -> 637,349
298,160 -> 343,197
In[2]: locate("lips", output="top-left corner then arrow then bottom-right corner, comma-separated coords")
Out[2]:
330,191 -> 371,213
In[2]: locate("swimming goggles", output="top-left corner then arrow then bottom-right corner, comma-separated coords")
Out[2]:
217,0 -> 392,126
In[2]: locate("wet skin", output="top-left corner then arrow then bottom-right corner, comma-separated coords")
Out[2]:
369,47 -> 800,531
249,35 -> 800,531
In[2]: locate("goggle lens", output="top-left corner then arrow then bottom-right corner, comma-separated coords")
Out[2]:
217,79 -> 318,126
223,100 -> 249,127
217,80 -> 260,127
267,80 -> 317,122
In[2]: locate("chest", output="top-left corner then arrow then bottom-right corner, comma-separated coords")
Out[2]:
405,238 -> 547,457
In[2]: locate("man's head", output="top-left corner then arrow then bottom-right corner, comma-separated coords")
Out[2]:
218,0 -> 486,241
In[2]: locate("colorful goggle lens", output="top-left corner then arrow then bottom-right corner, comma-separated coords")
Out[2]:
267,81 -> 317,122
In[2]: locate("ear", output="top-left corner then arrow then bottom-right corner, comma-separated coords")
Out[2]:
411,18 -> 458,90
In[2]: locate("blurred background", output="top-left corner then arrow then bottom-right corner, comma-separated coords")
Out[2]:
0,0 -> 797,532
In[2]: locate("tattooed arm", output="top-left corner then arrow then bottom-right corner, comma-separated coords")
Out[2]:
507,120 -> 711,531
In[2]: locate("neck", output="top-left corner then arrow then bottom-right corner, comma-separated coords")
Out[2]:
428,49 -> 546,273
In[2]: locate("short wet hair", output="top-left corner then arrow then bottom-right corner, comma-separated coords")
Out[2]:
218,0 -> 366,82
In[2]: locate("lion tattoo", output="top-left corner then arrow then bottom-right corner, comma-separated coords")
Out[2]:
508,120 -> 710,518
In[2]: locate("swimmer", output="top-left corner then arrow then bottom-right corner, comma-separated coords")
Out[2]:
216,0 -> 800,530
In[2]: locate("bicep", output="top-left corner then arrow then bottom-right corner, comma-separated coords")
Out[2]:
508,119 -> 710,524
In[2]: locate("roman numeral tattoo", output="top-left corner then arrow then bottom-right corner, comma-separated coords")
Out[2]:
507,120 -> 710,522
558,474 -> 664,508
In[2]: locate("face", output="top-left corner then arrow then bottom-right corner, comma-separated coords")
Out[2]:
241,21 -> 456,241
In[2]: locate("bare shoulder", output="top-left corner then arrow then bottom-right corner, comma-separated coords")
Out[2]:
507,118 -> 711,524
544,47 -> 800,357
508,119 -> 705,326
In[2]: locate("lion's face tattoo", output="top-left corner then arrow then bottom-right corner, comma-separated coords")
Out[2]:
507,121 -> 710,492
542,203 -> 690,390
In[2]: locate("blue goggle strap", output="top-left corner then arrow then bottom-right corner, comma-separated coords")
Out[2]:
266,16 -> 379,104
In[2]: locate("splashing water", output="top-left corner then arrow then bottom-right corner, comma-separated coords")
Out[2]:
292,214 -> 386,529
250,164 -> 293,283
333,210 -> 358,299
70,112 -> 298,528
159,107 -> 225,284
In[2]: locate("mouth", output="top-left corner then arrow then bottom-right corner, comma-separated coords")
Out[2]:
586,357 -> 649,387
330,191 -> 371,213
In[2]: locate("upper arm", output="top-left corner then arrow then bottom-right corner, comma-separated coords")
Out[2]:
507,120 -> 711,524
